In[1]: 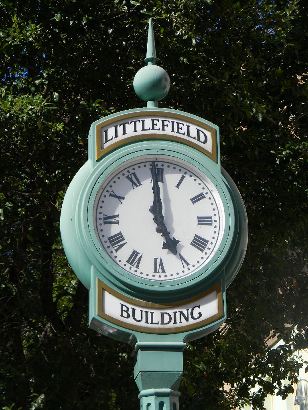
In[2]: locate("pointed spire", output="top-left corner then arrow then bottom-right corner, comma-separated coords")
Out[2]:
133,18 -> 170,107
145,18 -> 156,65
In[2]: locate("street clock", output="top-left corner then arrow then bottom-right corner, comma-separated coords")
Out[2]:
74,139 -> 241,297
60,18 -> 248,410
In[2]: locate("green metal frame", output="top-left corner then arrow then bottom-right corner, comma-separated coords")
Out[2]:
79,141 -> 233,298
61,139 -> 247,297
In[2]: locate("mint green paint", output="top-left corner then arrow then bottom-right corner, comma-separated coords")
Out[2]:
66,141 -> 237,299
134,342 -> 185,410
60,161 -> 92,289
61,107 -> 244,343
61,127 -> 247,407
139,389 -> 180,410
221,169 -> 248,286
133,19 -> 170,106
61,127 -> 247,409
145,18 -> 156,64
133,65 -> 170,104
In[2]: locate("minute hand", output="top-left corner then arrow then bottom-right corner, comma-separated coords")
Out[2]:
149,162 -> 179,255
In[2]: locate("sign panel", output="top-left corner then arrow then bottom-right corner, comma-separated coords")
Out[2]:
95,111 -> 218,162
97,279 -> 224,334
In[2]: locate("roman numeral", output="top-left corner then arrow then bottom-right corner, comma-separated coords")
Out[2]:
190,193 -> 206,204
154,257 -> 166,273
179,253 -> 190,269
126,250 -> 142,268
103,214 -> 119,225
126,172 -> 142,189
109,190 -> 125,204
108,232 -> 127,252
175,175 -> 185,189
197,216 -> 213,226
190,234 -> 209,252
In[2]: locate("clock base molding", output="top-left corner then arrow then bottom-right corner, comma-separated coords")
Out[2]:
90,276 -> 225,338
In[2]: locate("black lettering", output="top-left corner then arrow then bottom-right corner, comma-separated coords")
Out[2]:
120,304 -> 130,319
144,310 -> 149,324
197,216 -> 213,226
176,174 -> 185,189
126,250 -> 142,268
114,124 -> 119,139
131,308 -> 143,323
108,232 -> 127,252
103,214 -> 119,225
150,311 -> 159,325
170,120 -> 175,133
196,128 -> 207,144
109,190 -> 125,204
179,253 -> 190,269
190,306 -> 202,321
141,119 -> 150,131
120,121 -> 130,135
190,234 -> 209,252
151,118 -> 160,130
161,119 -> 170,131
191,193 -> 206,204
178,309 -> 190,323
161,312 -> 172,325
173,311 -> 178,325
176,121 -> 185,135
126,172 -> 142,189
154,258 -> 166,273
130,119 -> 141,132
104,128 -> 113,143
186,124 -> 192,138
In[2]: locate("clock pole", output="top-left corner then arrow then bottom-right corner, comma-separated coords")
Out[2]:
134,342 -> 185,410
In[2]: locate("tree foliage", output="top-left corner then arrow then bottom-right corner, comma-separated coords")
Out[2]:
0,0 -> 307,409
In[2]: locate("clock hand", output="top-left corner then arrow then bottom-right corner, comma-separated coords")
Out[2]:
149,161 -> 179,255
149,161 -> 163,220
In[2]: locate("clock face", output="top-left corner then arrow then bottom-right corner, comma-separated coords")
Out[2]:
93,156 -> 226,281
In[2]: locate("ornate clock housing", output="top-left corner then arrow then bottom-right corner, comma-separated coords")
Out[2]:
73,140 -> 240,298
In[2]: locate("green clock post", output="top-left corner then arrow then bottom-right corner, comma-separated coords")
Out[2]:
60,19 -> 248,410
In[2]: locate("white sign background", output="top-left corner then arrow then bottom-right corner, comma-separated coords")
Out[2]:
97,282 -> 223,333
95,112 -> 218,162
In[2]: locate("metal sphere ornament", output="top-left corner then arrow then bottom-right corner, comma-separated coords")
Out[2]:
133,64 -> 170,102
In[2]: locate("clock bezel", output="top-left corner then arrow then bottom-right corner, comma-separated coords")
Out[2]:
77,141 -> 235,296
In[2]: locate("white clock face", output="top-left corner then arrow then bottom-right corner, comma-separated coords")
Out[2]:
93,156 -> 225,281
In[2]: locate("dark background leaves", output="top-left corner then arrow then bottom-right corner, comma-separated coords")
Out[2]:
0,0 -> 307,409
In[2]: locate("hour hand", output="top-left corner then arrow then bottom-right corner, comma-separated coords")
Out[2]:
162,233 -> 179,255
155,216 -> 179,255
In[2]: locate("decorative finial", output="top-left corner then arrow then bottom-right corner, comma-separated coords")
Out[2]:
133,18 -> 170,108
145,18 -> 156,65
